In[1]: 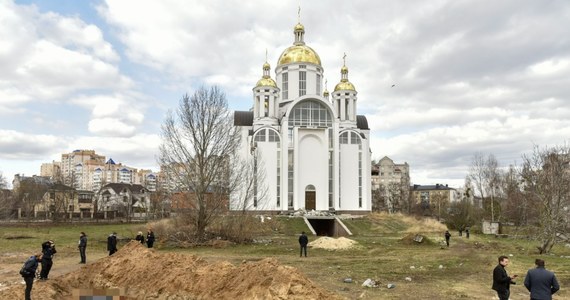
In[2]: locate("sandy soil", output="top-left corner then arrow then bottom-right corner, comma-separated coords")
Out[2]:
308,237 -> 359,250
0,241 -> 343,299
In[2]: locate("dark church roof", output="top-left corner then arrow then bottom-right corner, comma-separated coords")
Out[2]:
234,111 -> 253,126
356,115 -> 369,130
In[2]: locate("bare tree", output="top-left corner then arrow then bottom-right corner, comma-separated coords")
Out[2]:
445,198 -> 476,231
371,187 -> 387,212
469,153 -> 503,222
520,145 -> 570,254
159,86 -> 242,242
0,172 -> 13,219
14,180 -> 48,219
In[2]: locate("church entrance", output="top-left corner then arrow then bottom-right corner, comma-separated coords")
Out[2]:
305,185 -> 316,210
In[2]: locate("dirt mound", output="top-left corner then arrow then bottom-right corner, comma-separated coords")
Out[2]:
0,241 -> 342,299
399,233 -> 436,246
308,237 -> 358,250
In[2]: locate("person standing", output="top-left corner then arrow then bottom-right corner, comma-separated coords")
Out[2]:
524,258 -> 560,300
78,232 -> 87,264
444,230 -> 451,247
298,231 -> 309,257
465,226 -> 470,239
135,231 -> 145,244
39,240 -> 56,280
107,232 -> 118,255
146,228 -> 155,248
20,252 -> 42,300
492,255 -> 518,300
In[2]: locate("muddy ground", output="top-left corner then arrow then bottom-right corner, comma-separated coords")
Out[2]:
0,241 -> 341,299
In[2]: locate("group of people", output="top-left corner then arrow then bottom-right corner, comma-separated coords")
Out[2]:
493,255 -> 560,300
443,227 -> 470,247
106,229 -> 156,256
19,240 -> 57,300
20,228 -> 156,300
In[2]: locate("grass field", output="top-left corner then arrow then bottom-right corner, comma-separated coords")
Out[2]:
1,214 -> 569,299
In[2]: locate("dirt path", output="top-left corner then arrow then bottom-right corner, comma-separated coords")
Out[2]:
0,245 -> 107,292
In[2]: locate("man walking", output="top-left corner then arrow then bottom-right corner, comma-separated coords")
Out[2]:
298,231 -> 308,257
444,230 -> 451,247
107,232 -> 118,255
492,255 -> 518,300
524,258 -> 560,300
20,252 -> 42,300
78,232 -> 87,264
39,240 -> 56,280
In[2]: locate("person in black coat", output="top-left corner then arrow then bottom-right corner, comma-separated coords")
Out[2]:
135,231 -> 145,244
146,229 -> 155,248
524,258 -> 560,300
21,252 -> 42,300
492,255 -> 518,300
298,231 -> 309,257
444,230 -> 451,247
39,240 -> 56,280
78,232 -> 87,264
107,232 -> 118,255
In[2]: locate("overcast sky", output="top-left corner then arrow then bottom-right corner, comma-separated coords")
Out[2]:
1,0 -> 569,188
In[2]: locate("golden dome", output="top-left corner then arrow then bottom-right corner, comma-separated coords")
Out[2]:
255,61 -> 277,88
334,81 -> 356,91
334,63 -> 356,92
294,23 -> 305,32
256,77 -> 277,88
277,45 -> 321,66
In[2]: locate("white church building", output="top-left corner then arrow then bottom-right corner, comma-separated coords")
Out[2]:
233,21 -> 371,213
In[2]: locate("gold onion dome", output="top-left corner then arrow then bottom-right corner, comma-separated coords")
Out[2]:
256,62 -> 277,88
277,22 -> 322,66
334,65 -> 356,92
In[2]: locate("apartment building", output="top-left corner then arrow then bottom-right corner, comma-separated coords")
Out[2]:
371,156 -> 410,212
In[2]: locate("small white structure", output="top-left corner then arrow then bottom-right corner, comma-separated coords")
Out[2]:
482,220 -> 500,234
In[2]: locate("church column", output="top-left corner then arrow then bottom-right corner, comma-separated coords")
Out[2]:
268,92 -> 275,118
340,97 -> 346,120
253,95 -> 259,118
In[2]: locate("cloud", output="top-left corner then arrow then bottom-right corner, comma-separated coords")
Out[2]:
0,0 -> 133,115
0,129 -> 66,160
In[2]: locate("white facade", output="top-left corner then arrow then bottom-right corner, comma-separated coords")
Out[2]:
233,22 -> 371,213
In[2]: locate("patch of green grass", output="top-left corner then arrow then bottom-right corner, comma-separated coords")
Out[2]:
0,223 -> 143,254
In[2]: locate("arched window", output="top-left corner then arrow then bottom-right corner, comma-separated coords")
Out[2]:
289,100 -> 332,127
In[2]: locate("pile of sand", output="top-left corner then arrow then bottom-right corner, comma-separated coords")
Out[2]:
0,241 -> 341,299
308,237 -> 358,250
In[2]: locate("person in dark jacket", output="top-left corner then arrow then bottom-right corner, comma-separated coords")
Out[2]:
146,228 -> 155,248
524,258 -> 560,300
492,255 -> 518,300
78,232 -> 87,264
135,231 -> 145,244
39,240 -> 56,280
107,232 -> 118,255
298,231 -> 309,257
21,252 -> 42,300
444,230 -> 451,247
